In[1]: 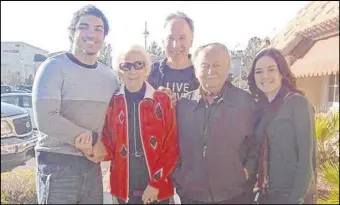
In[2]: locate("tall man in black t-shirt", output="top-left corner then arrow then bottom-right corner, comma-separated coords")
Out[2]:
148,11 -> 199,100
147,12 -> 198,204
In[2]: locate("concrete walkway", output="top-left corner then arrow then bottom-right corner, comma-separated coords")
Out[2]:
103,192 -> 113,204
101,161 -> 113,204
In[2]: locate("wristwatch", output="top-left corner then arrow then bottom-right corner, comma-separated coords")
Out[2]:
92,131 -> 98,145
82,130 -> 98,146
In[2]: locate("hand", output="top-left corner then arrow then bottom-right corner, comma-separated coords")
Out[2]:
93,139 -> 108,157
75,131 -> 93,156
142,185 -> 159,204
85,139 -> 107,163
244,168 -> 249,180
158,86 -> 176,107
84,153 -> 103,163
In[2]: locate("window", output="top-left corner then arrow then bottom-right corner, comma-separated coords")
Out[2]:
22,96 -> 32,108
1,86 -> 11,94
328,74 -> 339,102
1,96 -> 20,106
3,49 -> 19,53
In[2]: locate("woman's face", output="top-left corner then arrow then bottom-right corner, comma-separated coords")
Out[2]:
254,55 -> 283,99
118,51 -> 148,92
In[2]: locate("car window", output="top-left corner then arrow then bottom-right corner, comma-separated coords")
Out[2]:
1,96 -> 20,106
1,86 -> 11,94
22,96 -> 32,108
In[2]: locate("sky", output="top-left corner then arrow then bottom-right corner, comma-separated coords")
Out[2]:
1,1 -> 309,61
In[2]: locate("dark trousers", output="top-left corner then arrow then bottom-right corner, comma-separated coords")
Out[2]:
116,189 -> 170,204
180,191 -> 252,204
117,197 -> 169,204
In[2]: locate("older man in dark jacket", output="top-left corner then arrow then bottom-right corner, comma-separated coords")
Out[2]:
174,43 -> 259,204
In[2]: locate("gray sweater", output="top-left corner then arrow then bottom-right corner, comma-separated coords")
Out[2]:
32,53 -> 119,156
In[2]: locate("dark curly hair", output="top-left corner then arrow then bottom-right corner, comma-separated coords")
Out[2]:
68,4 -> 109,43
248,48 -> 303,101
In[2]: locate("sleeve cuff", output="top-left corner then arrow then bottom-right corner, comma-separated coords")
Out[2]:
104,154 -> 111,161
148,167 -> 164,189
244,162 -> 255,177
148,179 -> 164,190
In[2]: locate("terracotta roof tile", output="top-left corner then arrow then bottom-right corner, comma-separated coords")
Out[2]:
271,1 -> 339,52
299,16 -> 339,38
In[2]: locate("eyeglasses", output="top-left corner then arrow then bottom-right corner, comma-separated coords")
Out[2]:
119,61 -> 145,71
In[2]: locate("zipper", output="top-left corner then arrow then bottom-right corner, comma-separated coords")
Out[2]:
123,96 -> 129,203
133,103 -> 138,156
203,145 -> 207,157
139,101 -> 152,179
203,105 -> 214,202
203,146 -> 215,202
203,106 -> 210,158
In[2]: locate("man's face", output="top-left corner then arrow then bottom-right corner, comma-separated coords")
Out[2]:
195,45 -> 230,95
72,15 -> 105,56
163,17 -> 193,62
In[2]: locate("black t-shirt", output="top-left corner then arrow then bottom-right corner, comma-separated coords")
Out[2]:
162,64 -> 199,100
148,57 -> 199,100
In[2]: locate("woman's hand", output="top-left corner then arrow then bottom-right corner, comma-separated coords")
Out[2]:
142,185 -> 159,204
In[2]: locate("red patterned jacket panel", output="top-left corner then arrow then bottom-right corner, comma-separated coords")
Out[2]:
101,84 -> 179,202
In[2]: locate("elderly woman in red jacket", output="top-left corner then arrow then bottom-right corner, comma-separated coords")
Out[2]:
76,45 -> 179,204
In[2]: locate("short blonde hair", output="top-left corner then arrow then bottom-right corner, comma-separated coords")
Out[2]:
115,45 -> 152,76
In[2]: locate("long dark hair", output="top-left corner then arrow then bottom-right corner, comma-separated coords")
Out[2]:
248,48 -> 303,102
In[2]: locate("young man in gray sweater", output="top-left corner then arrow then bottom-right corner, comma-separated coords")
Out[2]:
32,5 -> 119,204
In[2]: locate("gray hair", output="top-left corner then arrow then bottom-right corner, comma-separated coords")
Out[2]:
192,42 -> 230,61
192,42 -> 231,69
115,45 -> 152,76
164,11 -> 194,35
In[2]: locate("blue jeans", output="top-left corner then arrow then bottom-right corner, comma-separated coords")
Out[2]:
36,152 -> 103,204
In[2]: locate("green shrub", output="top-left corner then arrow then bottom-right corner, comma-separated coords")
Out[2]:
315,110 -> 339,203
1,169 -> 37,204
315,110 -> 339,167
317,161 -> 339,204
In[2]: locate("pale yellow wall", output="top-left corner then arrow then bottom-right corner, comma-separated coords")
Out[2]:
296,76 -> 329,112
